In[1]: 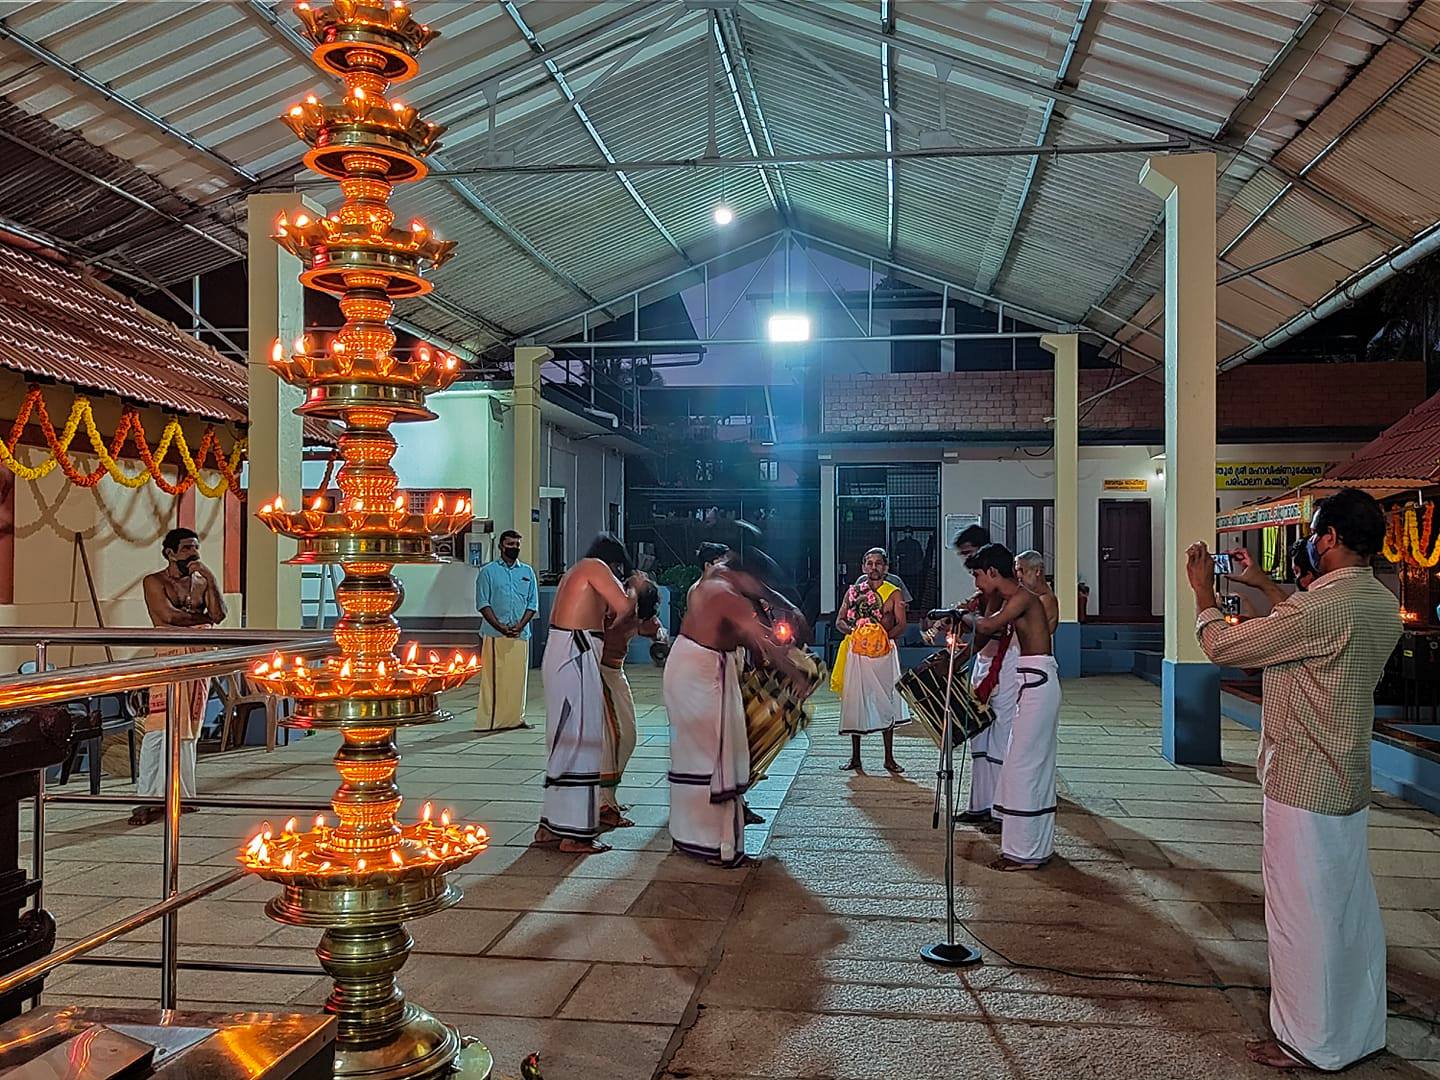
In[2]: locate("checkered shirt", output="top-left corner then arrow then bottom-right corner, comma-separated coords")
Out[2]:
1195,566 -> 1401,816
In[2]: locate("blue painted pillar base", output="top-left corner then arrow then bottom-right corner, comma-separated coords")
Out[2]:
1054,621 -> 1082,679
1161,659 -> 1221,766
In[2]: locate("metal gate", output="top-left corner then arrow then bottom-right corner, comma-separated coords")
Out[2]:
835,464 -> 940,616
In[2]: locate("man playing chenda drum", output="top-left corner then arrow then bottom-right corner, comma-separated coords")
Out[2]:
952,543 -> 1061,871
929,525 -> 1020,830
665,551 -> 804,868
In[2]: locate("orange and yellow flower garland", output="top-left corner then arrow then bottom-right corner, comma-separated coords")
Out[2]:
0,386 -> 245,498
1384,502 -> 1440,568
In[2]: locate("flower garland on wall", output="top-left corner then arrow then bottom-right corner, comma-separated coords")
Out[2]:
1383,502 -> 1440,568
0,386 -> 246,497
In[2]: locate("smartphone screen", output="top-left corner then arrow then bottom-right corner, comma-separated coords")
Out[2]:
1211,553 -> 1233,575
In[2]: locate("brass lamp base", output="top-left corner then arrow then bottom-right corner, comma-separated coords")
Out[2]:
332,1005 -> 492,1080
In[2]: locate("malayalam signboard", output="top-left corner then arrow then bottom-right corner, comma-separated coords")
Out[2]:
1215,463 -> 1329,491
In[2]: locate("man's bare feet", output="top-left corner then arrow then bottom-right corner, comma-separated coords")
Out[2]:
1245,1040 -> 1309,1070
128,806 -> 161,827
558,838 -> 612,855
884,760 -> 905,774
599,806 -> 635,830
531,825 -> 562,848
840,760 -> 861,772
990,856 -> 1044,872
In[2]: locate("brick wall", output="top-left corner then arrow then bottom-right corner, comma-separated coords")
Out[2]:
821,361 -> 1424,437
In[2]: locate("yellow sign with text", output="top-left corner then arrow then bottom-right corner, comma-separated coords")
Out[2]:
1215,463 -> 1329,491
1103,479 -> 1149,492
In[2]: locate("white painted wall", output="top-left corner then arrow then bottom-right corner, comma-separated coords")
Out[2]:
304,390 -> 630,620
820,440 -> 1364,618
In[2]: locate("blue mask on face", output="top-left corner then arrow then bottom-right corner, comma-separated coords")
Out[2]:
1306,532 -> 1323,575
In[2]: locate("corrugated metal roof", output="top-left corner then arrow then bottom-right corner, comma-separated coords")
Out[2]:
1324,389 -> 1440,487
0,0 -> 1435,372
0,232 -> 333,442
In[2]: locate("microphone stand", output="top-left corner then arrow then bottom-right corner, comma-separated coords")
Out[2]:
920,612 -> 983,968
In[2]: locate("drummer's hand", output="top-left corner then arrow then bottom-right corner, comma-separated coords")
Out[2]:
922,626 -> 939,645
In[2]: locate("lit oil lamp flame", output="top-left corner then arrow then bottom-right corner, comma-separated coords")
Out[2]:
284,817 -> 298,835
271,338 -> 284,363
775,621 -> 792,643
293,213 -> 309,229
421,802 -> 432,823
428,651 -> 440,665
282,851 -> 294,869
390,850 -> 404,867
314,814 -> 327,830
289,104 -> 304,118
311,495 -> 325,511
440,809 -> 451,828
273,495 -> 285,511
405,641 -> 418,664
357,858 -> 366,871
394,494 -> 405,511
339,660 -> 352,678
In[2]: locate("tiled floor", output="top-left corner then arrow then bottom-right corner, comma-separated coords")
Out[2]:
28,673 -> 1440,1079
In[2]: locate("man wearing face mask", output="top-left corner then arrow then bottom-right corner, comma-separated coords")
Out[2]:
134,528 -> 226,826
1185,489 -> 1400,1073
475,529 -> 539,733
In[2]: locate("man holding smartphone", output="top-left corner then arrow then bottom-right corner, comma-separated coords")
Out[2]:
1185,489 -> 1400,1072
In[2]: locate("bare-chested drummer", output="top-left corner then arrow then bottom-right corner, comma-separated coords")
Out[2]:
955,543 -> 1060,871
1015,550 -> 1059,635
535,534 -> 636,855
665,551 -> 804,868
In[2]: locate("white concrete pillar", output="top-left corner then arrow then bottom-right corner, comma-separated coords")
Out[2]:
1139,152 -> 1220,766
1042,333 -> 1080,677
244,193 -> 310,630
511,347 -> 549,567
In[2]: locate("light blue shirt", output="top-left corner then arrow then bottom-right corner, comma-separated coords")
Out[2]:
475,558 -> 538,640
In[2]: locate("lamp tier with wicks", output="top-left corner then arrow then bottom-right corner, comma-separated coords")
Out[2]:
241,3 -> 494,1078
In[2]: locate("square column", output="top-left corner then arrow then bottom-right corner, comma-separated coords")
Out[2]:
1139,152 -> 1221,766
1041,333 -> 1080,678
511,347 -> 549,567
245,193 -> 310,630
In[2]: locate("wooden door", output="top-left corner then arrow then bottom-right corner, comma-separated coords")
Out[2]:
1098,500 -> 1151,619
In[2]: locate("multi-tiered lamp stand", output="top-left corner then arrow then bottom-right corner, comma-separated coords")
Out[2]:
239,3 -> 495,1077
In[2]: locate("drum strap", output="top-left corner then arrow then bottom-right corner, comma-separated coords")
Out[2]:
973,628 -> 1013,703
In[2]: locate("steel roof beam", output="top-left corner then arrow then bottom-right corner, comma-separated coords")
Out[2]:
880,0 -> 897,253
0,21 -> 257,184
976,0 -> 1095,294
0,127 -> 244,263
500,0 -> 691,263
773,0 -> 1406,248
239,0 -> 591,332
715,11 -> 788,219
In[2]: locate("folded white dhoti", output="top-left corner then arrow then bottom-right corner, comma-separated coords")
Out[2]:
663,635 -> 749,866
476,635 -> 530,732
995,654 -> 1060,864
838,647 -> 908,735
540,627 -> 605,841
1263,796 -> 1386,1071
599,661 -> 638,812
967,637 -> 1019,817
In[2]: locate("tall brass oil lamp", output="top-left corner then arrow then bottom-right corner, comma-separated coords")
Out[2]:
239,2 -> 493,1077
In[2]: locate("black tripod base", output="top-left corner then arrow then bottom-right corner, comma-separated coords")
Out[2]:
920,942 -> 983,967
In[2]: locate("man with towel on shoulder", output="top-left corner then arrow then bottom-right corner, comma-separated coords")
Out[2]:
534,534 -> 636,855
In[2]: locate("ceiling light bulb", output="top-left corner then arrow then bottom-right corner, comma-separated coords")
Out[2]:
712,204 -> 734,226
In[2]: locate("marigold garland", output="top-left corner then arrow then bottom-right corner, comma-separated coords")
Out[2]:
0,386 -> 246,498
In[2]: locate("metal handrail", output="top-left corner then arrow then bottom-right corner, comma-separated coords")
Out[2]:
0,638 -> 334,710
0,626 -> 484,647
0,868 -> 244,998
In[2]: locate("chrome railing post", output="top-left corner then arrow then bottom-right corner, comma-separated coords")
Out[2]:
30,640 -> 47,1010
160,682 -> 180,1010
